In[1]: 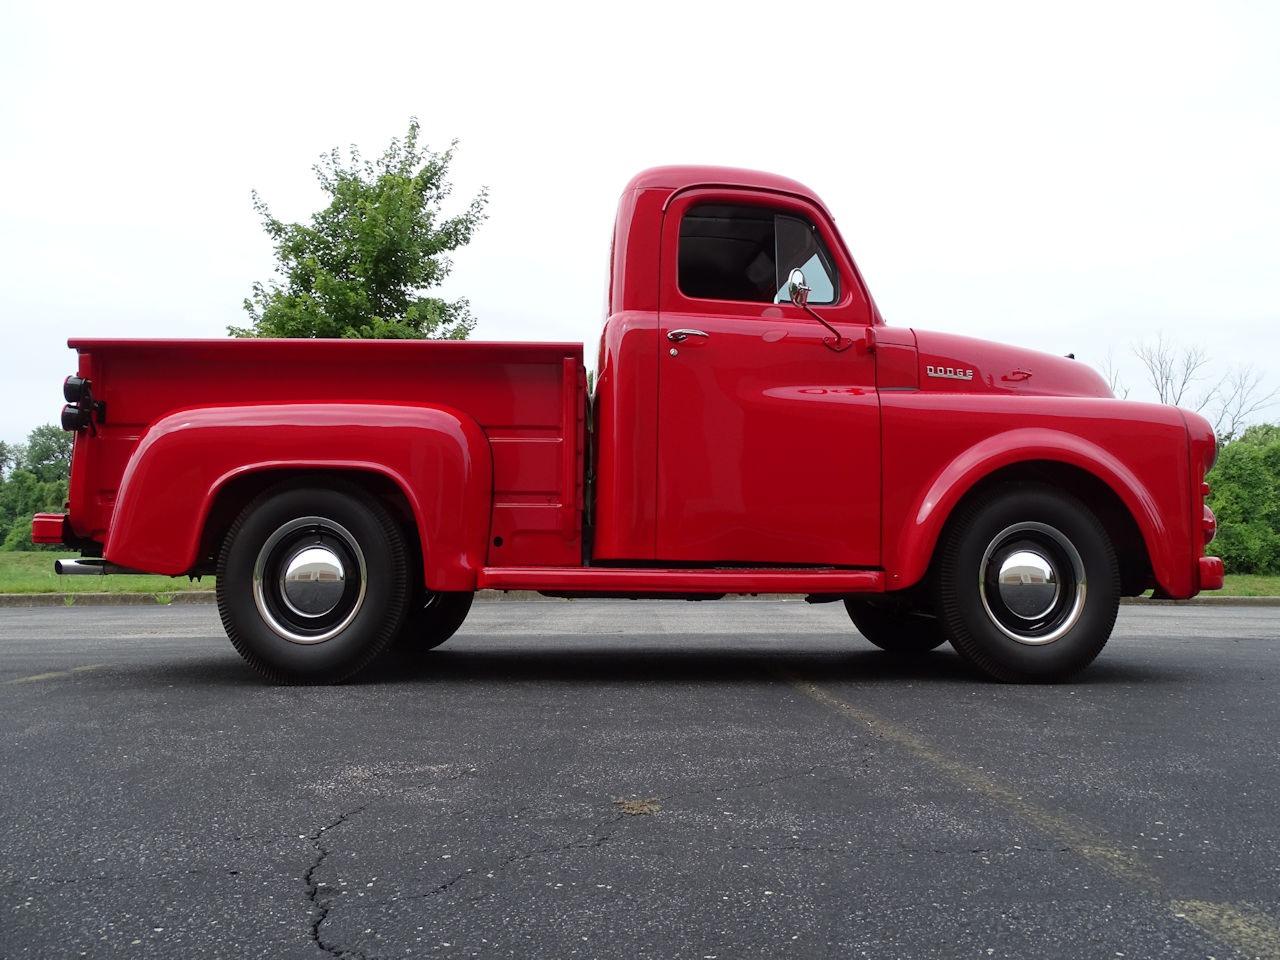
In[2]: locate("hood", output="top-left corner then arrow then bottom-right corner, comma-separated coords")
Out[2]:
911,329 -> 1113,399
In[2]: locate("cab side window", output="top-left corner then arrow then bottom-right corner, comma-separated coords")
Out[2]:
678,204 -> 839,305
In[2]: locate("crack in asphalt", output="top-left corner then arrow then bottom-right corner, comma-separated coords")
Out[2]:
304,805 -> 367,960
698,764 -> 822,798
285,760 -> 830,954
459,831 -> 616,904
370,817 -> 622,909
353,762 -> 825,912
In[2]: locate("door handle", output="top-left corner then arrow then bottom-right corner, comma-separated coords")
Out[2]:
667,329 -> 709,343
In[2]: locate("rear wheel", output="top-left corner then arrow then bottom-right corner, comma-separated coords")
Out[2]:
934,484 -> 1119,682
844,598 -> 946,653
398,591 -> 474,653
215,481 -> 411,683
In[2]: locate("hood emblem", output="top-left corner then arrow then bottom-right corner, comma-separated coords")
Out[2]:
926,364 -> 974,381
1001,369 -> 1033,382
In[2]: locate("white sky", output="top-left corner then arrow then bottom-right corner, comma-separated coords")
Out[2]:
2,0 -> 1277,446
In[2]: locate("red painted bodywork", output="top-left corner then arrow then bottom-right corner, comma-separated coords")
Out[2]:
57,339 -> 581,588
39,165 -> 1221,598
107,403 -> 493,589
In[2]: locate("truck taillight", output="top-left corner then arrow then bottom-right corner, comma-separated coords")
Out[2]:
63,375 -> 89,404
59,375 -> 104,433
61,404 -> 92,432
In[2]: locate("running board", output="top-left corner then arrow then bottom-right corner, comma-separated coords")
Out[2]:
477,566 -> 884,595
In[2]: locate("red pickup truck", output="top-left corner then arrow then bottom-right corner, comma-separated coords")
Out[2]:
34,166 -> 1222,684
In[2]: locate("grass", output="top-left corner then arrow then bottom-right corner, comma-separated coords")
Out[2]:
0,551 -> 213,594
0,551 -> 1275,597
1215,574 -> 1280,597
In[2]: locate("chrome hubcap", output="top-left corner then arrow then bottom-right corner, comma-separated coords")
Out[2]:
996,549 -> 1059,620
281,546 -> 346,618
979,522 -> 1086,646
253,517 -> 367,645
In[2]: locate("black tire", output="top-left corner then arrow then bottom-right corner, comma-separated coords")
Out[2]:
397,591 -> 474,653
844,598 -> 946,653
215,480 -> 411,683
934,483 -> 1120,683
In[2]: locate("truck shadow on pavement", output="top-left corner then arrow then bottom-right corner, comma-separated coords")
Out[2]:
364,645 -> 1177,687
139,641 -> 1182,688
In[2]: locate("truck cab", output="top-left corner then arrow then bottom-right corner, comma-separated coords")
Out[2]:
34,166 -> 1223,684
595,168 -> 881,568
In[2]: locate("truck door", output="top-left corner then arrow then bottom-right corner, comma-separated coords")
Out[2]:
655,191 -> 880,567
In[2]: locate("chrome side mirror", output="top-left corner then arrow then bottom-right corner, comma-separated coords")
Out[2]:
786,266 -> 851,353
787,268 -> 811,307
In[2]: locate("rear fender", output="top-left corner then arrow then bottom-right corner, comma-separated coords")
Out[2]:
105,403 -> 492,590
886,428 -> 1190,597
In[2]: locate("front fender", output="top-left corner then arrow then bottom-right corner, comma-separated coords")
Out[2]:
106,403 -> 492,590
885,427 -> 1189,597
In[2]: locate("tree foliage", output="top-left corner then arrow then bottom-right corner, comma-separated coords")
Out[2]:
232,118 -> 488,340
1206,423 -> 1280,574
20,425 -> 74,483
0,425 -> 73,551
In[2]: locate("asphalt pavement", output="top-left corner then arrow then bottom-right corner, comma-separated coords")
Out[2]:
2,601 -> 1278,959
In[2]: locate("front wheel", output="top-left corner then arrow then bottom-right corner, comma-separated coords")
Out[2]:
215,481 -> 411,683
934,484 -> 1120,682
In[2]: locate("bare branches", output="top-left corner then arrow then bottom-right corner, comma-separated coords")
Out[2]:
1133,333 -> 1210,407
1101,349 -> 1129,399
1128,335 -> 1276,439
1209,365 -> 1279,442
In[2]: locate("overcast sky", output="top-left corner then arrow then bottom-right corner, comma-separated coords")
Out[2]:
1,0 -> 1277,446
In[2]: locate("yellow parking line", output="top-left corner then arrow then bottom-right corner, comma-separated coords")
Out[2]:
785,676 -> 1280,960
1171,901 -> 1280,959
9,664 -> 105,684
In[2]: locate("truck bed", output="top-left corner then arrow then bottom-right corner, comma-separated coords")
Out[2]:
65,338 -> 586,568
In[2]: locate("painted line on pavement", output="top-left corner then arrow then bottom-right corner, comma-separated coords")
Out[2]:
785,675 -> 1280,960
9,664 -> 105,684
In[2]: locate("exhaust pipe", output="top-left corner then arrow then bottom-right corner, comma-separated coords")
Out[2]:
54,558 -> 146,576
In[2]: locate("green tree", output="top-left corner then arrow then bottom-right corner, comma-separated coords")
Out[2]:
1206,423 -> 1280,574
0,424 -> 72,551
232,118 -> 488,340
0,440 -> 12,478
19,424 -> 73,483
1232,422 -> 1280,448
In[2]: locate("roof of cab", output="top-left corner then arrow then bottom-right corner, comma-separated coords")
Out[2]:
622,165 -> 820,203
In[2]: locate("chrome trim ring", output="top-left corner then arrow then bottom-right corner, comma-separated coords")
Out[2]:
252,517 -> 367,645
979,521 -> 1086,646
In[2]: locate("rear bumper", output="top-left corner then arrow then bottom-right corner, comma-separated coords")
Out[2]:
1199,555 -> 1225,592
31,513 -> 70,545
